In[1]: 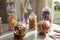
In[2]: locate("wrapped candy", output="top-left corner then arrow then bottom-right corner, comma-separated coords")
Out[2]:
14,22 -> 26,40
37,21 -> 50,36
42,6 -> 51,23
0,17 -> 2,35
29,11 -> 37,30
9,11 -> 17,31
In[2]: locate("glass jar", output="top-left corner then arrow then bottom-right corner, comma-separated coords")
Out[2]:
29,11 -> 37,30
14,22 -> 26,40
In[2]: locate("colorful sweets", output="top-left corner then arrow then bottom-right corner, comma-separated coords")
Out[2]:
29,12 -> 37,30
37,21 -> 50,36
29,18 -> 36,30
14,22 -> 26,40
8,11 -> 17,31
42,6 -> 51,22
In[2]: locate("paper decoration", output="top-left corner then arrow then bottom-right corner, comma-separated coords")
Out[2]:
27,3 -> 32,10
7,4 -> 11,10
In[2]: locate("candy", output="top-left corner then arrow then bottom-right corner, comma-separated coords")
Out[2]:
29,12 -> 37,30
14,22 -> 26,39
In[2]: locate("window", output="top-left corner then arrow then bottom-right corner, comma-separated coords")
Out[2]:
54,0 -> 60,25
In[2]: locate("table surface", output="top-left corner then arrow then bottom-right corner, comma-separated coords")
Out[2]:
0,32 -> 53,40
0,23 -> 60,40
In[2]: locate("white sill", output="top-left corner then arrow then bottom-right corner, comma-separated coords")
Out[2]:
0,30 -> 36,39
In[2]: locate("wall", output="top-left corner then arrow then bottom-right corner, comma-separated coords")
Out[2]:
14,0 -> 54,22
31,0 -> 54,21
0,0 -> 7,23
15,0 -> 21,20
